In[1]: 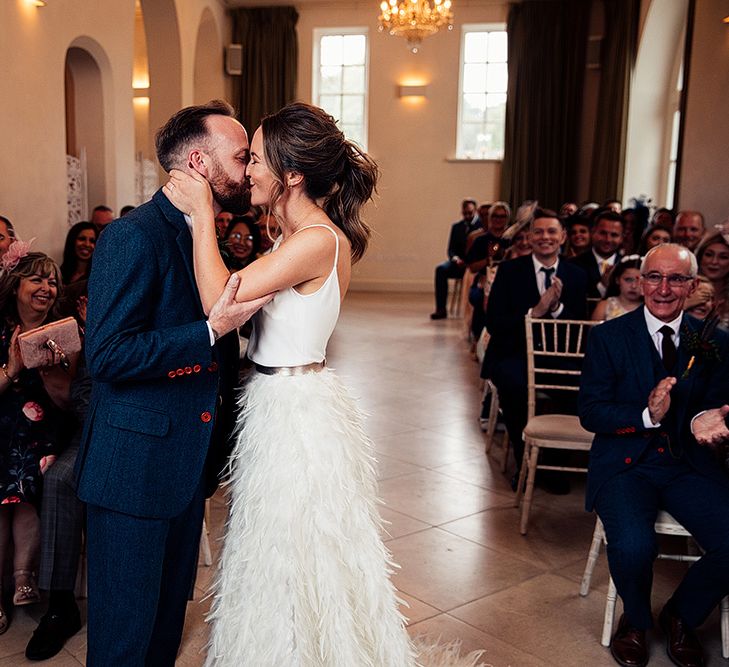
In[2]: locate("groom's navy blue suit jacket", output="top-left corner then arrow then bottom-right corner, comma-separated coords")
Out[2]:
579,306 -> 729,511
76,190 -> 239,519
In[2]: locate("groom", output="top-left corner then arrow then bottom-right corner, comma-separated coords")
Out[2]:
77,100 -> 265,665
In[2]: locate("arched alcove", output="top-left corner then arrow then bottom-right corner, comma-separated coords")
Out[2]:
65,44 -> 107,219
622,0 -> 688,207
139,0 -> 182,179
194,7 -> 225,105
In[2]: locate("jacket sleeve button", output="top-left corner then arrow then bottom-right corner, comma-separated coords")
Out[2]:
193,364 -> 201,373
208,362 -> 219,373
176,368 -> 184,376
185,366 -> 193,375
624,457 -> 632,464
167,371 -> 176,379
200,411 -> 212,423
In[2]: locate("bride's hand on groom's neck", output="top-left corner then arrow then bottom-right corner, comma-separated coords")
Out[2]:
164,168 -> 213,218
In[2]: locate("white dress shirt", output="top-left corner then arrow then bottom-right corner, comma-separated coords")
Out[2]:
532,255 -> 564,318
641,308 -> 682,428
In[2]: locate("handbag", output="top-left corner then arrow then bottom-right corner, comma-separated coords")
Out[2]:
17,317 -> 81,370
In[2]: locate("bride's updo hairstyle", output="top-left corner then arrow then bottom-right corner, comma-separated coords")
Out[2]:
261,102 -> 378,262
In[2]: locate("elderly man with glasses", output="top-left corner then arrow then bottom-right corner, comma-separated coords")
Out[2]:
580,243 -> 729,667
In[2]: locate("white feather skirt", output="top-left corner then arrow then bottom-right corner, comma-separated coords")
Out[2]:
204,368 -> 488,667
204,368 -> 417,667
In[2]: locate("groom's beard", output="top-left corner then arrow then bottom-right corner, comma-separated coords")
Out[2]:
209,162 -> 250,215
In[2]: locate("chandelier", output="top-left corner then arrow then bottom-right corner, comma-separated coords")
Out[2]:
378,0 -> 454,53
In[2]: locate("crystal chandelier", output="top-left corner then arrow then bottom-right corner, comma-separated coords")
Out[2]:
378,0 -> 454,53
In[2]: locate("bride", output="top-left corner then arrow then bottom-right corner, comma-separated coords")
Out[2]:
165,102 -> 483,667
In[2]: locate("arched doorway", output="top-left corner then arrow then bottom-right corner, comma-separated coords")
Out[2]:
65,45 -> 106,224
194,8 -> 225,105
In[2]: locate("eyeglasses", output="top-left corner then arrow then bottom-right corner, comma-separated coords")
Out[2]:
641,272 -> 694,287
229,233 -> 253,242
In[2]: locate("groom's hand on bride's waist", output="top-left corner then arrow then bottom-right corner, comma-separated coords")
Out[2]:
207,273 -> 274,342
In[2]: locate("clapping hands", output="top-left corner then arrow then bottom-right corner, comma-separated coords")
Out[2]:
693,406 -> 729,446
648,377 -> 677,425
533,276 -> 563,317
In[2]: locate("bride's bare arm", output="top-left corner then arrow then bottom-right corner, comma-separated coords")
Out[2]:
163,170 -> 230,314
163,170 -> 338,306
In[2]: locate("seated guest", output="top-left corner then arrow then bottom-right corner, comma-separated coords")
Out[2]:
580,243 -> 729,667
465,201 -> 511,274
604,199 -> 622,213
651,207 -> 675,233
256,210 -> 281,254
214,210 -> 234,239
25,315 -> 89,660
620,207 -> 642,255
90,205 -> 114,232
563,214 -> 591,258
120,205 -> 136,217
684,275 -> 715,321
570,210 -> 625,303
0,250 -> 76,634
430,198 -> 480,320
60,222 -> 97,285
0,216 -> 15,260
559,202 -> 579,218
696,229 -> 729,328
223,216 -> 261,271
637,223 -> 672,256
673,210 -> 705,252
464,203 -> 491,254
482,208 -> 587,489
591,256 -> 642,321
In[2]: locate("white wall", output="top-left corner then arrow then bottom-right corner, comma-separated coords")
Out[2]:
295,0 -> 507,292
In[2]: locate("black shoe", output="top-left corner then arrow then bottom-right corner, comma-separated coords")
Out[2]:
659,605 -> 704,667
430,311 -> 447,320
610,614 -> 648,667
25,607 -> 82,661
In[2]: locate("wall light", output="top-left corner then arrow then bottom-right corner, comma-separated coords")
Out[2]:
723,15 -> 729,23
26,0 -> 47,6
398,84 -> 428,98
133,87 -> 150,98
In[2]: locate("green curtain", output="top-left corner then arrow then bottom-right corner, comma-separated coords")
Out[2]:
500,0 -> 592,210
231,7 -> 299,133
588,0 -> 639,202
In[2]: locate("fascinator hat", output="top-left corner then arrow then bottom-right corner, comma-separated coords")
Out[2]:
0,237 -> 36,274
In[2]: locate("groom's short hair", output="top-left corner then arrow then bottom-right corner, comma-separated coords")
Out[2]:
155,100 -> 236,172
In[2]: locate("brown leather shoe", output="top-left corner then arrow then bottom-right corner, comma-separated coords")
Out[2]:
610,614 -> 648,667
659,606 -> 704,667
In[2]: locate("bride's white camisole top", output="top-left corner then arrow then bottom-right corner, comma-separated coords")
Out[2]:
246,224 -> 341,367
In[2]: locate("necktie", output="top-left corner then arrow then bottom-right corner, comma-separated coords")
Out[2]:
600,260 -> 610,275
540,267 -> 555,290
659,325 -> 677,372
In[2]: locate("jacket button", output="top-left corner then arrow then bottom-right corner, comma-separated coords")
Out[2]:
167,371 -> 176,379
184,366 -> 193,375
624,457 -> 632,464
176,368 -> 184,376
200,411 -> 212,423
657,447 -> 665,454
208,362 -> 219,372
193,364 -> 201,373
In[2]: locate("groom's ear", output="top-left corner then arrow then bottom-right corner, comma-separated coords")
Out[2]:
187,149 -> 209,178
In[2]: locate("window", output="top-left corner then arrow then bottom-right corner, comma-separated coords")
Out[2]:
313,29 -> 369,150
457,25 -> 508,160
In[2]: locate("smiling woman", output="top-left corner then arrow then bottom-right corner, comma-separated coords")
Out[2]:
60,222 -> 97,286
0,251 -> 76,635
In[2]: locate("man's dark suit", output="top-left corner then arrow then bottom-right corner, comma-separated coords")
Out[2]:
482,254 -> 588,464
433,217 -> 480,313
569,250 -> 620,302
579,307 -> 729,629
77,190 -> 239,665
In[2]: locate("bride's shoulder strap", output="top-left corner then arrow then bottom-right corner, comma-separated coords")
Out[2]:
292,224 -> 340,266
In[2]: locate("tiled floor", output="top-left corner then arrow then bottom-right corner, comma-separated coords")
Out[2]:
1,292 -> 725,665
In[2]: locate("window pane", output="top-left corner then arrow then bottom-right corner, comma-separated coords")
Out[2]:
464,32 -> 487,63
320,35 -> 342,67
342,124 -> 364,148
462,94 -> 487,122
342,34 -> 366,65
463,63 -> 487,93
319,66 -> 342,94
342,65 -> 365,93
486,63 -> 508,93
483,119 -> 505,159
488,31 -> 508,62
459,123 -> 482,158
341,95 -> 364,126
319,95 -> 341,120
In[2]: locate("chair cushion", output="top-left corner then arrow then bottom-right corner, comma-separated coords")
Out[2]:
523,414 -> 593,447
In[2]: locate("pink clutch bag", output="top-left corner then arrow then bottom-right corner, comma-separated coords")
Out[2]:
18,317 -> 81,370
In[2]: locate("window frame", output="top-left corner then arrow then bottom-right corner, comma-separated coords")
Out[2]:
312,27 -> 370,151
455,22 -> 508,162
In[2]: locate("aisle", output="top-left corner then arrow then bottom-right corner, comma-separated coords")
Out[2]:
2,293 -> 723,666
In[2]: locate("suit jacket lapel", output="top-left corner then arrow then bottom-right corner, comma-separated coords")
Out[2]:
152,190 -> 204,316
674,314 -> 699,428
625,307 -> 663,399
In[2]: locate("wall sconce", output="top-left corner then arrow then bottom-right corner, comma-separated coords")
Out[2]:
27,0 -> 47,6
723,15 -> 729,23
398,84 -> 428,98
133,88 -> 150,98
